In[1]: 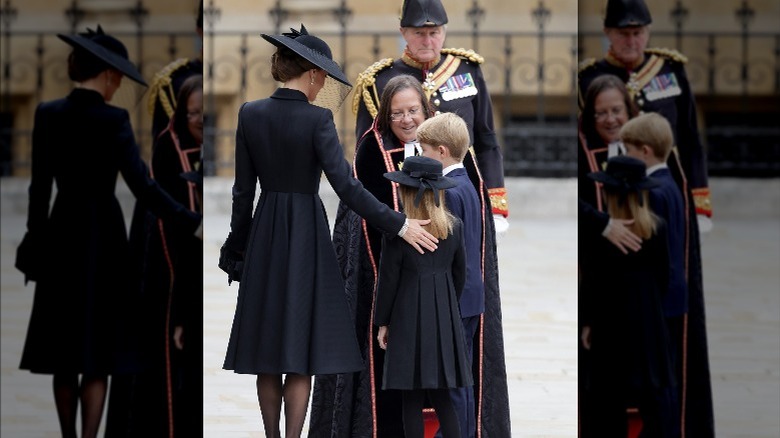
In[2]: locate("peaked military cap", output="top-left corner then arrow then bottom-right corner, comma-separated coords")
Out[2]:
604,0 -> 652,28
400,0 -> 448,27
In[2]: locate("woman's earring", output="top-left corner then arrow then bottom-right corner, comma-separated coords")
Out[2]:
310,75 -> 315,86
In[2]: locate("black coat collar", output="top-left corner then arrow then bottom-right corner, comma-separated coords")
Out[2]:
67,87 -> 105,104
270,87 -> 308,102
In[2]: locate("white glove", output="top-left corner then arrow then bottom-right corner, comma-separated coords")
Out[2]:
697,214 -> 713,234
493,214 -> 509,238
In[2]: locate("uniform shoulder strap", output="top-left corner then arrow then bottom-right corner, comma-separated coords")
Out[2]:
147,57 -> 191,118
352,58 -> 394,117
441,47 -> 484,64
578,57 -> 598,75
645,47 -> 688,64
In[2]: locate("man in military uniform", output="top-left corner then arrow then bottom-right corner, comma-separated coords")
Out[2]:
578,1 -> 715,436
353,0 -> 509,227
148,0 -> 204,143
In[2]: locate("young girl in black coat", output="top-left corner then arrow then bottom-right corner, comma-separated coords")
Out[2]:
375,155 -> 473,438
579,155 -> 679,437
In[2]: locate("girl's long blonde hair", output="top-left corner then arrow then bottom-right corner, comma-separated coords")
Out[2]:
398,185 -> 454,240
605,190 -> 658,240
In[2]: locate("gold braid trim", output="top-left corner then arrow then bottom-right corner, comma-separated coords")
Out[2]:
691,187 -> 712,217
147,58 -> 190,118
423,55 -> 460,100
578,57 -> 597,74
487,187 -> 508,217
352,58 -> 394,117
441,47 -> 484,64
645,47 -> 688,64
577,57 -> 598,109
626,54 -> 665,100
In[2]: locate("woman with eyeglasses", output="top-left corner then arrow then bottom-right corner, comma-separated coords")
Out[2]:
577,74 -> 646,256
578,74 -> 639,211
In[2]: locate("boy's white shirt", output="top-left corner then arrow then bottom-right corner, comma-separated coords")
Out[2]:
442,162 -> 464,175
645,162 -> 668,175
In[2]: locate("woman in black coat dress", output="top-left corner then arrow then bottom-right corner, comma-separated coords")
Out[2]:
17,26 -> 201,438
219,25 -> 438,438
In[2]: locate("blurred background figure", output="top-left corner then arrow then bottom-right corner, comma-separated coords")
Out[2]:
15,24 -> 201,438
105,74 -> 203,437
0,1 -> 204,437
579,1 -> 717,435
148,0 -> 204,143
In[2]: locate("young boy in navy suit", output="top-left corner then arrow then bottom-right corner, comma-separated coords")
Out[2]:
621,112 -> 687,425
417,112 -> 483,438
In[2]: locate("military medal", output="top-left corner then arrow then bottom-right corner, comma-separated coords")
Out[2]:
626,71 -> 641,99
439,72 -> 478,101
422,71 -> 437,93
642,72 -> 682,101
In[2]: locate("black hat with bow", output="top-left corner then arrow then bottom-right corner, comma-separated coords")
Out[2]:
57,25 -> 147,86
604,0 -> 652,28
261,24 -> 350,86
588,155 -> 659,205
400,0 -> 449,27
384,155 -> 457,208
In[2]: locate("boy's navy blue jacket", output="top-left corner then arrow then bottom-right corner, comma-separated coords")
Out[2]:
648,166 -> 688,317
444,166 -> 485,318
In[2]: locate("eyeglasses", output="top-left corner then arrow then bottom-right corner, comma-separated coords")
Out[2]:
390,107 -> 422,122
187,110 -> 203,120
594,106 -> 626,122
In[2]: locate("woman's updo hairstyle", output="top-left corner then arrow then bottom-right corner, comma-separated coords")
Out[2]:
271,46 -> 318,83
67,47 -> 110,82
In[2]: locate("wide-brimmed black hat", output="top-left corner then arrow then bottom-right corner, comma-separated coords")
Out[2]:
261,24 -> 350,87
588,155 -> 658,205
57,25 -> 147,86
400,0 -> 448,27
384,155 -> 457,207
604,0 -> 652,28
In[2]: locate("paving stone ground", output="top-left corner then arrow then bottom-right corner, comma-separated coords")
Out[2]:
1,177 -> 778,437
